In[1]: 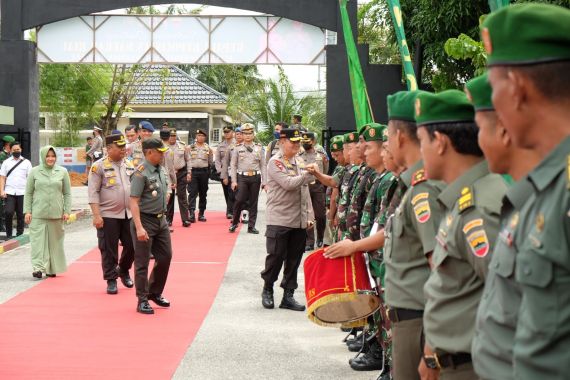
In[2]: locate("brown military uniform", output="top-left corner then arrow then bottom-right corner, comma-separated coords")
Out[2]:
187,143 -> 213,217
88,157 -> 135,281
128,139 -> 144,167
261,151 -> 314,290
230,142 -> 266,229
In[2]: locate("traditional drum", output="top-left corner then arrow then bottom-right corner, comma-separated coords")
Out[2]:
304,248 -> 380,326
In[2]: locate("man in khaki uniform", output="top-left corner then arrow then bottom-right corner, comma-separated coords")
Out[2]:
166,128 -> 191,227
187,129 -> 212,222
215,125 -> 235,219
265,122 -> 287,163
381,91 -> 446,380
416,90 -> 506,380
128,121 -> 155,167
261,128 -> 315,311
299,131 -> 328,250
88,134 -> 135,295
229,124 -> 266,234
483,4 -> 570,379
465,73 -> 541,380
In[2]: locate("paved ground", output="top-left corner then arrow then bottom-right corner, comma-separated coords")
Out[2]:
0,183 -> 379,380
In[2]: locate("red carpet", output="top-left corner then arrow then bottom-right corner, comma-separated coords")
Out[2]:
0,212 -> 240,380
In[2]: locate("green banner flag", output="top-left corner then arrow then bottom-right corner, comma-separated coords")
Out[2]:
339,0 -> 374,129
488,0 -> 510,12
386,0 -> 418,91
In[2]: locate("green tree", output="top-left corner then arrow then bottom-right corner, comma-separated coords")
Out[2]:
357,1 -> 401,64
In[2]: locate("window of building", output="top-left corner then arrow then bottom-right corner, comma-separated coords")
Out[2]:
211,128 -> 221,144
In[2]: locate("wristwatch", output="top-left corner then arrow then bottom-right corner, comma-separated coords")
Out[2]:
423,354 -> 441,369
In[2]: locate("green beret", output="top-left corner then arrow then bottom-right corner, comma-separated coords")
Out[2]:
465,73 -> 494,112
358,123 -> 372,136
2,136 -> 15,143
344,132 -> 358,144
330,139 -> 344,152
363,124 -> 387,142
482,3 -> 570,67
387,90 -> 426,122
382,128 -> 389,142
415,90 -> 475,126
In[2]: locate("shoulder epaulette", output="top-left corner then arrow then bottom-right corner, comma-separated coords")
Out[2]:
458,186 -> 474,213
411,169 -> 427,186
137,164 -> 145,172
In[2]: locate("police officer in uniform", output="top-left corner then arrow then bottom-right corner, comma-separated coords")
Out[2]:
465,73 -> 541,380
215,125 -> 235,219
416,90 -> 506,380
128,121 -> 155,167
299,132 -> 329,250
166,128 -> 191,227
88,134 -> 135,294
229,123 -> 266,234
130,137 -> 172,315
187,129 -> 212,222
261,128 -> 315,311
265,122 -> 287,163
482,5 -> 570,379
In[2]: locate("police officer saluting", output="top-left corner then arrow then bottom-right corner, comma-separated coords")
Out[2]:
229,123 -> 266,234
88,134 -> 135,294
166,128 -> 191,227
261,128 -> 315,311
188,129 -> 212,222
130,137 -> 172,315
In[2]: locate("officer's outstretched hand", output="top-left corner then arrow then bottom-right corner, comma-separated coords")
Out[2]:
231,182 -> 238,191
323,239 -> 355,259
137,227 -> 149,242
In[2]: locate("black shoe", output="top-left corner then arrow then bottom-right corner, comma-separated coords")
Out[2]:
241,218 -> 249,224
198,213 -> 206,222
189,213 -> 196,223
32,271 -> 42,279
347,336 -> 366,352
46,274 -> 56,278
305,245 -> 314,252
119,272 -> 134,288
106,279 -> 118,294
226,214 -> 232,219
349,342 -> 383,371
248,227 -> 259,234
317,240 -> 323,248
261,287 -> 274,309
182,221 -> 191,227
279,289 -> 306,311
82,182 -> 88,186
149,294 -> 170,307
137,300 -> 154,314
168,222 -> 172,227
229,224 -> 238,233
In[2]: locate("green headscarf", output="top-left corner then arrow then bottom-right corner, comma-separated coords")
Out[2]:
40,145 -> 57,170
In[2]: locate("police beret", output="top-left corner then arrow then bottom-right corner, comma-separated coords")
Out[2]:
235,127 -> 242,133
363,123 -> 387,142
105,134 -> 127,146
415,90 -> 475,126
382,128 -> 389,142
358,123 -> 372,136
139,121 -> 155,132
2,135 -> 15,143
482,3 -> 570,67
280,128 -> 301,142
388,90 -> 427,122
142,137 -> 168,152
330,138 -> 344,152
344,132 -> 358,144
465,73 -> 494,112
159,129 -> 171,139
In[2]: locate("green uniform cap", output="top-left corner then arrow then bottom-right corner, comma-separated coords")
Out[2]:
362,123 -> 387,142
382,128 -> 389,142
415,90 -> 475,126
2,135 -> 15,143
388,90 -> 426,122
465,73 -> 494,112
330,139 -> 344,152
482,3 -> 570,67
344,132 -> 358,144
358,123 -> 373,136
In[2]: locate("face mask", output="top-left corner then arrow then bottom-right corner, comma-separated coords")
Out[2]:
302,143 -> 312,150
273,131 -> 280,139
12,152 -> 21,158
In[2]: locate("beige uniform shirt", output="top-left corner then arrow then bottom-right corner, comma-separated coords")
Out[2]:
128,140 -> 144,167
169,141 -> 191,172
265,139 -> 281,163
298,148 -> 329,177
87,135 -> 103,159
230,143 -> 267,185
221,142 -> 237,180
266,152 -> 314,228
188,143 -> 212,169
161,144 -> 176,186
215,139 -> 234,178
88,157 -> 135,219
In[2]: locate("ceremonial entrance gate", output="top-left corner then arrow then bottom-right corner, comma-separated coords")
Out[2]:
0,0 -> 405,162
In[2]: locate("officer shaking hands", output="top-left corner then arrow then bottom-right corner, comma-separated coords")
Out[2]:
130,137 -> 173,315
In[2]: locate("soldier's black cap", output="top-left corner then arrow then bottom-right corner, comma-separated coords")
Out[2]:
301,132 -> 316,141
105,134 -> 127,147
279,128 -> 302,142
142,137 -> 168,152
223,125 -> 234,132
195,129 -> 207,137
159,129 -> 170,140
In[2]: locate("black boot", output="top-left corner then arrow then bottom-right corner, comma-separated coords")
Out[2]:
349,340 -> 384,371
279,289 -> 306,311
198,211 -> 206,222
261,286 -> 274,309
189,212 -> 196,223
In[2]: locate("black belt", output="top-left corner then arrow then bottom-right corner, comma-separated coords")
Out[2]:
192,167 -> 208,171
387,307 -> 423,323
435,352 -> 472,369
141,212 -> 165,218
176,168 -> 187,173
